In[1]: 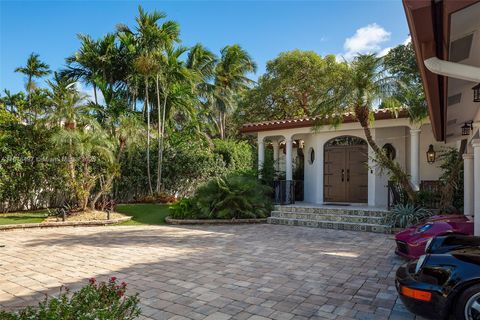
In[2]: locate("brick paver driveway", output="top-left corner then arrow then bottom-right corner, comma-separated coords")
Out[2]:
0,225 -> 422,320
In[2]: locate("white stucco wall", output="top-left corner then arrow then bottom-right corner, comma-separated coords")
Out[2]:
418,123 -> 457,181
372,126 -> 408,207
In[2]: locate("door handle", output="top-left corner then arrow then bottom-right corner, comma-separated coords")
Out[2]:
347,169 -> 350,182
341,169 -> 344,182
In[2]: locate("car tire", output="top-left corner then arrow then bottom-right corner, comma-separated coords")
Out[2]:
454,284 -> 480,320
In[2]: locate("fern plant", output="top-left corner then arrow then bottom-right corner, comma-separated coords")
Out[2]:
170,173 -> 272,220
384,203 -> 432,228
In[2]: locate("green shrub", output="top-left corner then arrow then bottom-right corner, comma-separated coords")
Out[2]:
213,139 -> 253,173
384,203 -> 432,228
0,277 -> 140,320
115,133 -> 255,202
170,173 -> 272,220
169,198 -> 197,219
0,123 -> 68,212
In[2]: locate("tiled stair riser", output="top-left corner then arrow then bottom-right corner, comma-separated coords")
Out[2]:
273,205 -> 387,217
270,211 -> 384,224
267,217 -> 392,234
269,205 -> 391,234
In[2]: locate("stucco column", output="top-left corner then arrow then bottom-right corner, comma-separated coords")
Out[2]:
258,137 -> 265,177
463,153 -> 474,217
272,140 -> 280,172
472,140 -> 480,236
410,128 -> 421,191
285,137 -> 293,181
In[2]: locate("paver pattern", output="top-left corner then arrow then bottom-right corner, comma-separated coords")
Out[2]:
0,224 -> 424,319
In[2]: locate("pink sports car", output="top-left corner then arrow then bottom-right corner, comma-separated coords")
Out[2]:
394,215 -> 474,259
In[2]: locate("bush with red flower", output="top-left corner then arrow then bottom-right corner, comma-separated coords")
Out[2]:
0,277 -> 141,320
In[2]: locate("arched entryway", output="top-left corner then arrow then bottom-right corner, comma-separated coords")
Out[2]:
324,136 -> 368,203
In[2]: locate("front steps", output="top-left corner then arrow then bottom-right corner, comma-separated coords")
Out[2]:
267,205 -> 391,234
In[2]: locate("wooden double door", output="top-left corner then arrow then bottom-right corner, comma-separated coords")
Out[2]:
324,144 -> 368,203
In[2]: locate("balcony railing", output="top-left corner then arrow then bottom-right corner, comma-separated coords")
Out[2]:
273,180 -> 295,205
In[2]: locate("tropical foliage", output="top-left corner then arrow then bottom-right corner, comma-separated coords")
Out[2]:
0,6 -> 256,212
170,173 -> 272,220
240,50 -> 343,123
384,203 -> 432,228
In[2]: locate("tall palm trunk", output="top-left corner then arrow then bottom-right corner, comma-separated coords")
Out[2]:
93,83 -> 98,105
158,89 -> 168,193
145,78 -> 153,195
355,105 -> 416,202
27,76 -> 36,122
155,75 -> 162,193
218,111 -> 224,139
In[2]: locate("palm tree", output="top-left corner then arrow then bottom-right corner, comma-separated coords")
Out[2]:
155,45 -> 194,192
211,45 -> 256,139
46,73 -> 91,130
15,53 -> 51,120
314,54 -> 416,201
47,76 -> 114,210
63,33 -> 126,108
186,44 -> 217,82
52,125 -> 114,211
133,53 -> 156,195
90,114 -> 144,209
62,35 -> 101,105
120,6 -> 182,195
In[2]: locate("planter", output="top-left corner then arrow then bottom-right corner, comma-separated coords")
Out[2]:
165,217 -> 267,225
0,216 -> 132,231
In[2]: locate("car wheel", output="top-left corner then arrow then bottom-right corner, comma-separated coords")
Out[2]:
455,284 -> 480,320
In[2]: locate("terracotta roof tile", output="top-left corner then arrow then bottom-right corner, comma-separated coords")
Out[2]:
240,109 -> 409,133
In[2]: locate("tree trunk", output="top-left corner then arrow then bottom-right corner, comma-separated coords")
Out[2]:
158,90 -> 168,193
93,83 -> 98,105
90,146 -> 123,210
155,75 -> 162,193
145,78 -> 153,195
355,106 -> 416,202
219,111 -> 224,139
90,174 -> 114,210
79,160 -> 91,211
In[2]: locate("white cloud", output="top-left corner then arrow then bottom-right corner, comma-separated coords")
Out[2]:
377,47 -> 392,57
340,23 -> 391,60
403,36 -> 412,45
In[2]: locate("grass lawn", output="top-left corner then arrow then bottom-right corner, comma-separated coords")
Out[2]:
0,210 -> 48,225
115,203 -> 170,225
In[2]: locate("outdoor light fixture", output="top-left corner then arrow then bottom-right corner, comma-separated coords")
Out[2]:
473,83 -> 480,102
426,145 -> 436,164
461,121 -> 474,136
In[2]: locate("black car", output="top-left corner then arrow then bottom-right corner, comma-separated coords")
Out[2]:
396,234 -> 480,320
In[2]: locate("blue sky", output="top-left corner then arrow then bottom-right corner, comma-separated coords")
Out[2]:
0,1 -> 409,94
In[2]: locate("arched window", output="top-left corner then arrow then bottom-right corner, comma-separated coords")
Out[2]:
324,136 -> 367,147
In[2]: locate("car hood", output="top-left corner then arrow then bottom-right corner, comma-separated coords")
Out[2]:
395,215 -> 473,243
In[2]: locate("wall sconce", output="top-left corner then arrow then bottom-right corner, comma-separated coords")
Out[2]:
473,83 -> 480,103
461,121 -> 474,136
426,144 -> 436,164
